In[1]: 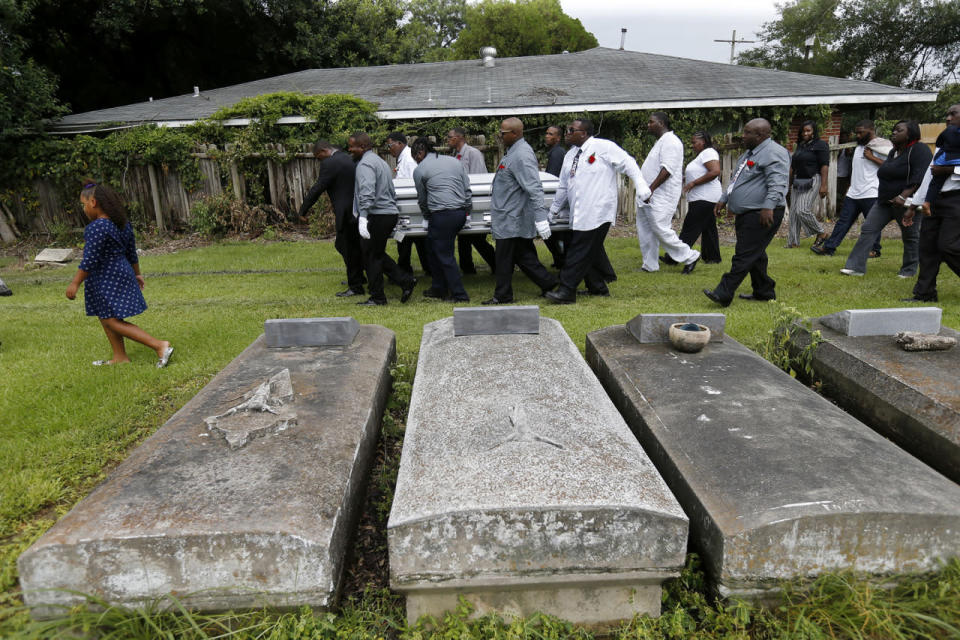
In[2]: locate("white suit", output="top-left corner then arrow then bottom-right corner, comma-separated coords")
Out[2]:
636,131 -> 699,271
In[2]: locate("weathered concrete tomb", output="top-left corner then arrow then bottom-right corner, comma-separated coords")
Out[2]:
586,313 -> 960,599
19,320 -> 396,618
388,314 -> 688,626
790,308 -> 960,484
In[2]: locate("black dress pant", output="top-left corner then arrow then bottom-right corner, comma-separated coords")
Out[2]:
360,214 -> 415,303
914,192 -> 960,299
335,217 -> 365,292
458,234 -> 497,273
544,230 -> 571,268
493,237 -> 558,301
558,223 -> 612,294
397,236 -> 432,276
679,199 -> 721,263
712,207 -> 785,302
426,209 -> 468,299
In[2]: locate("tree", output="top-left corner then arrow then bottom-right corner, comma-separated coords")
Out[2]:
0,0 -> 64,137
403,0 -> 467,62
9,0 -> 412,114
451,0 -> 597,60
739,0 -> 960,90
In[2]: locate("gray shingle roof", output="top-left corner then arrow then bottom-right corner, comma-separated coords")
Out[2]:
52,47 -> 935,132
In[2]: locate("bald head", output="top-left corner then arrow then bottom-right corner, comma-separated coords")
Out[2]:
499,117 -> 524,148
747,118 -> 771,136
742,118 -> 772,150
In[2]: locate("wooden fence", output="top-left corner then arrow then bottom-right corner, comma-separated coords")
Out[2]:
2,136 -> 500,235
3,125 -> 946,239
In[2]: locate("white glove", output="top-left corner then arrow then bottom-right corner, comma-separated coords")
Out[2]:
636,185 -> 652,203
421,218 -> 428,232
536,219 -> 552,240
358,216 -> 370,240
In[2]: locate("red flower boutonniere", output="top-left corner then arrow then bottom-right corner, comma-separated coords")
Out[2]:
588,153 -> 596,164
498,164 -> 506,170
746,160 -> 755,168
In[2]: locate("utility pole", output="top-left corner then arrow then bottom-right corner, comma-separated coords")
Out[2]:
714,29 -> 756,65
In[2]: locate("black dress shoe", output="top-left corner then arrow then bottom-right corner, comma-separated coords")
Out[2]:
539,282 -> 558,297
659,254 -> 678,266
336,288 -> 363,297
400,278 -> 417,303
703,289 -> 731,307
482,296 -> 512,305
445,296 -> 470,303
545,289 -> 576,304
738,293 -> 776,301
577,288 -> 610,297
423,289 -> 446,299
682,257 -> 700,275
900,295 -> 938,302
357,298 -> 386,306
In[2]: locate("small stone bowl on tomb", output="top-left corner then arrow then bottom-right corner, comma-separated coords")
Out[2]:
668,322 -> 711,353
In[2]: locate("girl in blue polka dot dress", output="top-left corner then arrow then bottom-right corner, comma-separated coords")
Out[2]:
66,181 -> 173,367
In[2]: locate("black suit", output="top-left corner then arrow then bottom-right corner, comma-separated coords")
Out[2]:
300,150 -> 364,292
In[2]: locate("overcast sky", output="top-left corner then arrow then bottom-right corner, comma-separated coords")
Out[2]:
558,0 -> 780,65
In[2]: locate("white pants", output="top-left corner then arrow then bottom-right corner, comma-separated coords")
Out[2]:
636,201 -> 699,271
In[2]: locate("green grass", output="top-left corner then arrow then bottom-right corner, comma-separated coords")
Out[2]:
0,233 -> 958,638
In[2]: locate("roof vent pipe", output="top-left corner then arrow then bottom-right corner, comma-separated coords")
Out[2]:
480,46 -> 497,68
620,28 -> 627,50
193,86 -> 200,97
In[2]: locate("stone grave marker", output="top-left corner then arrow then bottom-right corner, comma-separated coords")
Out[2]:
34,248 -> 75,264
820,307 -> 942,337
789,310 -> 960,483
388,315 -> 688,627
19,321 -> 395,618
586,313 -> 960,600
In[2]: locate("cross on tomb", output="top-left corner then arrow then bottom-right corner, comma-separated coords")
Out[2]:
487,404 -> 563,451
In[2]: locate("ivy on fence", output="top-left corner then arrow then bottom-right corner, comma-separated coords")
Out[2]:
0,91 -> 878,234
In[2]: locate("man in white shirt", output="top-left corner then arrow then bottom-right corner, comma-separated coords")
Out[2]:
812,120 -> 888,256
636,112 -> 700,274
902,103 -> 960,302
387,131 -> 418,180
387,131 -> 430,277
545,119 -> 652,304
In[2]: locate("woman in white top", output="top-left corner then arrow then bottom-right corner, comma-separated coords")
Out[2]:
678,132 -> 723,263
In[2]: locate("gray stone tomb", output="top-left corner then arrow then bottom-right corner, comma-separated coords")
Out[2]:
388,316 -> 688,626
789,313 -> 960,483
19,322 -> 395,617
586,313 -> 960,599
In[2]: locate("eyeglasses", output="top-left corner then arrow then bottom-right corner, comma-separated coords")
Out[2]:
566,128 -> 585,134
498,130 -> 512,136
